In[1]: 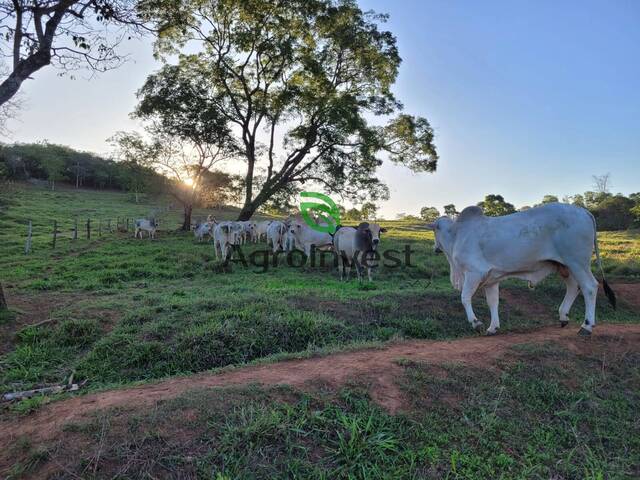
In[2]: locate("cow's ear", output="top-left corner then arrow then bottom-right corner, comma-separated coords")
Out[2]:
380,227 -> 387,233
425,223 -> 436,230
357,222 -> 369,230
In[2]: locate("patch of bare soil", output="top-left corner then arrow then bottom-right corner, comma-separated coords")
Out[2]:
612,283 -> 640,310
0,291 -> 75,354
499,288 -> 554,319
1,322 -> 639,476
0,290 -> 118,354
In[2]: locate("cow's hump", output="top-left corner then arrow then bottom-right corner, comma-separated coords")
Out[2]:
457,206 -> 484,222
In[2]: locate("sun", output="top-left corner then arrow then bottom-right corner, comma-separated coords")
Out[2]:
183,177 -> 194,187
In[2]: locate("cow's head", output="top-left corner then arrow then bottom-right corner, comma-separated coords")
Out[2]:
426,217 -> 454,254
290,220 -> 303,236
355,222 -> 387,252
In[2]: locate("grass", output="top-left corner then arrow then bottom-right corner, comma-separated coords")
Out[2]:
8,339 -> 640,479
2,182 -> 640,478
0,182 -> 639,395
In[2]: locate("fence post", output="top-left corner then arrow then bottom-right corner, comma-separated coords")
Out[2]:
86,218 -> 91,240
107,219 -> 112,233
52,220 -> 57,249
99,219 -> 102,238
0,282 -> 7,311
25,220 -> 32,255
73,217 -> 78,240
126,218 -> 130,232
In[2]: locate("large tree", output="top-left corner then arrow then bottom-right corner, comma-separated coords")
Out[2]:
443,203 -> 458,217
0,0 -> 147,108
141,0 -> 438,220
112,127 -> 234,230
420,206 -> 439,222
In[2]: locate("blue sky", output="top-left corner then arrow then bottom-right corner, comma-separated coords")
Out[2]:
5,0 -> 639,217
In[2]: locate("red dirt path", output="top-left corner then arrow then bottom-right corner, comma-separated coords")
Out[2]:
2,322 -> 640,474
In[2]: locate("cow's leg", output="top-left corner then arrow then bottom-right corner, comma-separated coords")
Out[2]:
558,274 -> 580,327
461,272 -> 484,330
567,265 -> 598,335
484,282 -> 500,335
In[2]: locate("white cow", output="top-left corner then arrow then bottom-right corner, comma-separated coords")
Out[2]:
333,222 -> 387,281
193,221 -> 214,242
134,218 -> 158,239
255,221 -> 272,243
288,219 -> 334,258
427,203 -> 616,336
266,221 -> 288,253
213,221 -> 243,261
240,221 -> 257,244
284,229 -> 298,252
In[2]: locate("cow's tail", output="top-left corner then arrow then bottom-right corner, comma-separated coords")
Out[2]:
590,211 -> 616,309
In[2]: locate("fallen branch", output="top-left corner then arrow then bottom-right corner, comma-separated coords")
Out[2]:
28,318 -> 57,328
2,381 -> 86,402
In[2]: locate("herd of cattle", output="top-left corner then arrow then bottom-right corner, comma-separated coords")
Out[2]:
134,215 -> 387,281
194,216 -> 387,281
133,203 -> 616,336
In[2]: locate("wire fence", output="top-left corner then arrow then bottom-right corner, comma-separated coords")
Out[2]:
22,217 -> 144,254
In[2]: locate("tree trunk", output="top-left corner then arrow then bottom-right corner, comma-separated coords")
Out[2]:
181,204 -> 193,231
237,182 -> 281,220
0,282 -> 8,311
237,204 -> 257,221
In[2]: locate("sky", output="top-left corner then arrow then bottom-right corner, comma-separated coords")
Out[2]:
4,0 -> 639,218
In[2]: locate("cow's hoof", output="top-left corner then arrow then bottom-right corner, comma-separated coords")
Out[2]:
472,322 -> 483,332
578,327 -> 592,336
560,320 -> 569,328
486,329 -> 499,336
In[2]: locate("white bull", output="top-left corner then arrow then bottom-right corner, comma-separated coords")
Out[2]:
427,203 -> 616,336
194,221 -> 214,242
333,222 -> 386,281
213,221 -> 243,261
266,221 -> 288,253
289,219 -> 333,258
255,221 -> 272,242
134,218 -> 158,239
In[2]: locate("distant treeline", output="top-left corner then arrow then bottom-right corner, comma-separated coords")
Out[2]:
414,191 -> 640,231
0,142 -> 165,193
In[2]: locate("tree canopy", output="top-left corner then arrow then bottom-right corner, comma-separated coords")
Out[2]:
420,206 -> 439,222
477,194 -> 516,217
139,0 -> 438,220
0,0 -> 148,108
443,204 -> 458,217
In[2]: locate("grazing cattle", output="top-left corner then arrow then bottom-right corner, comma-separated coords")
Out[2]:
427,203 -> 616,336
284,229 -> 298,252
266,221 -> 288,253
194,221 -> 214,242
333,222 -> 387,281
213,221 -> 243,261
134,218 -> 158,239
255,220 -> 272,242
238,221 -> 256,244
289,219 -> 334,258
